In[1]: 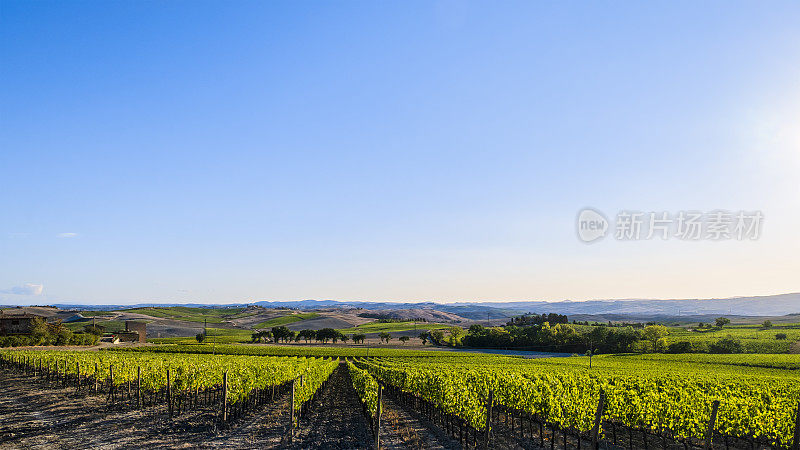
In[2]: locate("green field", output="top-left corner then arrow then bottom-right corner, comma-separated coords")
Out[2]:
119,306 -> 247,324
665,322 -> 800,353
253,312 -> 319,329
65,319 -> 127,333
149,327 -> 252,344
336,321 -> 451,334
109,343 -> 460,358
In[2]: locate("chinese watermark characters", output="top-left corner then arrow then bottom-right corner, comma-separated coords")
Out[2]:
577,208 -> 763,243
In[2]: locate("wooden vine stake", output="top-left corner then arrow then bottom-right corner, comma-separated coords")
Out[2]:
375,383 -> 383,449
137,366 -> 142,408
288,378 -> 296,443
222,371 -> 228,423
704,400 -> 720,450
792,400 -> 800,450
591,390 -> 606,449
167,369 -> 173,419
109,366 -> 115,403
483,390 -> 494,450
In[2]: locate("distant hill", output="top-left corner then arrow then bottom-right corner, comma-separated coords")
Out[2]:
248,292 -> 800,319
478,293 -> 800,317
13,292 -> 797,320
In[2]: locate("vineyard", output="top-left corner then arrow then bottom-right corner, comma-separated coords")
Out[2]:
1,348 -> 799,449
354,354 -> 800,447
0,349 -> 337,428
106,343 -> 469,358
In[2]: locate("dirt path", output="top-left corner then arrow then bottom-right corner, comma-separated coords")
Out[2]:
378,395 -> 461,450
201,395 -> 290,449
290,363 -> 373,449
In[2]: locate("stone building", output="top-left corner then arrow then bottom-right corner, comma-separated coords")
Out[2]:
0,312 -> 43,335
118,320 -> 147,343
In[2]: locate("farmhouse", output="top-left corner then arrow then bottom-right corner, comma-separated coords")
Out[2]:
0,312 -> 44,335
117,320 -> 147,343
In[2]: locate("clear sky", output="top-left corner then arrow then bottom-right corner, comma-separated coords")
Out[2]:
1,1 -> 799,305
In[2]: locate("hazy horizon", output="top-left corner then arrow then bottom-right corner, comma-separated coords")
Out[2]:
3,2 -> 799,306
4,290 -> 799,308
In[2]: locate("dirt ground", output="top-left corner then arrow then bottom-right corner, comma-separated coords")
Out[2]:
0,364 -> 465,449
0,369 -> 314,449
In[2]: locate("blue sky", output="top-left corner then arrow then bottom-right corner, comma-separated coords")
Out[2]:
2,1 -> 799,305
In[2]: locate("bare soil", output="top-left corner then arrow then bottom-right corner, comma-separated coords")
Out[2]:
0,368 -> 374,449
0,370 -> 217,449
290,363 -> 373,449
379,395 -> 461,450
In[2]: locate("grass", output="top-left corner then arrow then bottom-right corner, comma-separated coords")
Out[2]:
336,321 -> 451,334
610,353 -> 800,370
65,320 -> 127,333
109,343 -> 478,358
149,327 -> 252,344
118,306 -> 245,324
665,322 -> 800,353
253,312 -> 319,329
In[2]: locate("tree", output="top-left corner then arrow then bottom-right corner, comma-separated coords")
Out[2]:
55,328 -> 73,346
715,317 -> 731,328
272,326 -> 293,343
297,329 -> 316,343
666,341 -> 694,354
418,332 -> 428,345
251,330 -> 270,343
340,333 -> 349,343
331,330 -> 347,343
448,326 -> 465,346
196,332 -> 206,343
30,317 -> 51,345
429,330 -> 445,345
83,324 -> 104,336
316,328 -> 337,343
709,338 -> 743,354
398,336 -> 410,345
468,324 -> 485,335
762,320 -> 773,329
352,333 -> 366,344
640,325 -> 669,352
378,332 -> 391,344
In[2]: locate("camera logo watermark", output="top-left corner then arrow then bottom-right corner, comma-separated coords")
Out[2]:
577,208 -> 609,243
576,208 -> 763,243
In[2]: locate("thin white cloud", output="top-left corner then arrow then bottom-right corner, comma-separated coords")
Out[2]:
57,232 -> 79,238
1,283 -> 44,295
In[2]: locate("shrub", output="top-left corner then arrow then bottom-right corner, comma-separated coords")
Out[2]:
775,333 -> 788,340
666,341 -> 694,354
715,317 -> 731,328
55,329 -> 73,346
709,338 -> 743,354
